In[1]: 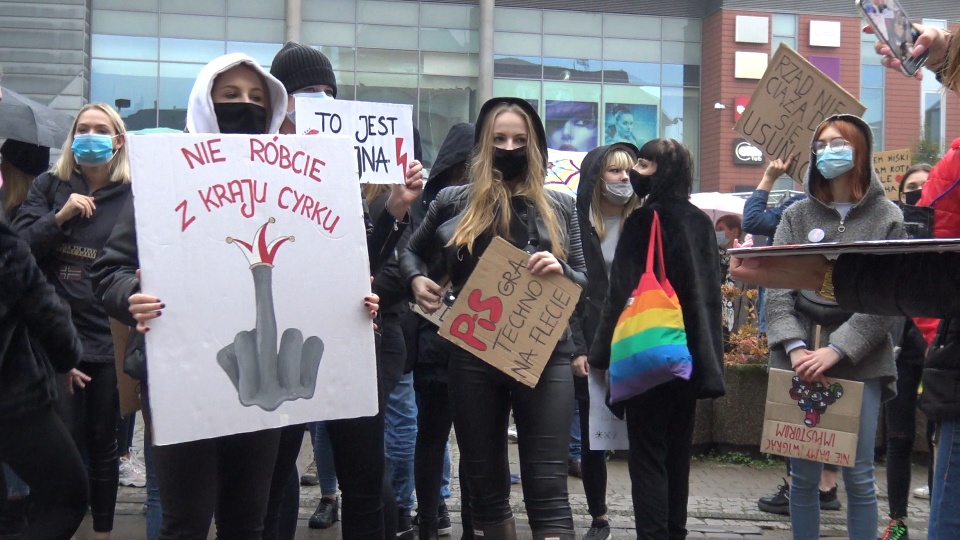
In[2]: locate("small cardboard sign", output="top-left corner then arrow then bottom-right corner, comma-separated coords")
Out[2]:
410,286 -> 454,328
438,237 -> 583,387
734,43 -> 866,184
761,368 -> 864,466
587,370 -> 629,450
873,149 -> 912,200
294,97 -> 414,185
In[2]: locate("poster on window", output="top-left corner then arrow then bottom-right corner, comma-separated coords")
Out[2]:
603,104 -> 657,147
545,100 -> 599,152
129,134 -> 378,445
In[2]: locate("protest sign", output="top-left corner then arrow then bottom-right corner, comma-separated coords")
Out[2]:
873,149 -> 912,200
587,370 -> 629,450
438,237 -> 582,387
410,286 -> 454,328
734,43 -> 866,184
295,97 -> 414,184
760,368 -> 864,466
129,134 -> 378,445
545,149 -> 586,200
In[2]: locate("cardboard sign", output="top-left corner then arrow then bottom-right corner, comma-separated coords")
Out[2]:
129,134 -> 378,445
109,318 -> 141,417
873,149 -> 912,200
438,237 -> 582,387
295,97 -> 413,185
587,370 -> 629,450
410,287 -> 454,328
760,368 -> 864,466
734,43 -> 866,184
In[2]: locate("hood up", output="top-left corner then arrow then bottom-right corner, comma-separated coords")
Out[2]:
804,113 -> 886,207
186,53 -> 288,135
577,142 -> 640,217
424,123 -> 474,205
474,97 -> 548,168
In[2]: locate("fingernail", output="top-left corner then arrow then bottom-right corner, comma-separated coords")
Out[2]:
155,311 -> 162,317
913,44 -> 926,56
160,303 -> 166,309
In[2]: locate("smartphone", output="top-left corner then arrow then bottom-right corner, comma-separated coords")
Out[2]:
856,0 -> 930,76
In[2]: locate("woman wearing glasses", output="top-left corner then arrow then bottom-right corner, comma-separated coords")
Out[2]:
763,114 -> 904,540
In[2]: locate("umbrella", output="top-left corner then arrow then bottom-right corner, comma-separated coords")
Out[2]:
0,86 -> 74,148
544,148 -> 587,200
690,192 -> 747,222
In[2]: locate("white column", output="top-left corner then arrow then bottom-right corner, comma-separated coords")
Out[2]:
285,0 -> 302,43
479,0 -> 495,103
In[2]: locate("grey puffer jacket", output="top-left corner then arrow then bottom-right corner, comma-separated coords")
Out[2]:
765,114 -> 905,401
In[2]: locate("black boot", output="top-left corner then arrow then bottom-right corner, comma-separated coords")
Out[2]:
473,517 -> 517,540
419,518 -> 440,540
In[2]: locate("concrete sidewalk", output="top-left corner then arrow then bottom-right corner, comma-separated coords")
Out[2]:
79,426 -> 932,539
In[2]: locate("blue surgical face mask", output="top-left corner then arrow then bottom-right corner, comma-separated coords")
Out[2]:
71,134 -> 117,166
287,92 -> 334,128
816,147 -> 855,180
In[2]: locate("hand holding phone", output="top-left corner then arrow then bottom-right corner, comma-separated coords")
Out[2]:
856,0 -> 929,76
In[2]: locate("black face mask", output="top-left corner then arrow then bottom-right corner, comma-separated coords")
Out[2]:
903,189 -> 922,206
493,147 -> 528,181
629,169 -> 652,198
214,102 -> 268,134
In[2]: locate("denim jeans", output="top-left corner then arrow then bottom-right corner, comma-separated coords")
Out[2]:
929,418 -> 960,540
2,463 -> 29,498
386,371 -> 418,513
309,422 -> 338,496
441,442 -> 451,499
790,379 -> 881,540
144,425 -> 161,540
569,399 -> 582,462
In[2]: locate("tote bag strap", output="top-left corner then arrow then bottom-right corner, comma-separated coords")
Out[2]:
645,211 -> 667,279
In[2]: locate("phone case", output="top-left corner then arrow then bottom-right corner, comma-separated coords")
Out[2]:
856,0 -> 929,76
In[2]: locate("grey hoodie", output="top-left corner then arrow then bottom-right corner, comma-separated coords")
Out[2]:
765,114 -> 905,401
186,53 -> 288,135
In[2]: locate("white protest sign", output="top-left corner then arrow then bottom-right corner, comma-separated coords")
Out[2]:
587,370 -> 629,450
129,134 -> 378,445
295,97 -> 414,185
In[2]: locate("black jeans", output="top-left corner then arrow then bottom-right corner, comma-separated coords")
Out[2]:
447,343 -> 574,533
55,361 -> 119,532
885,360 -> 928,519
0,406 -> 88,540
574,376 -> 608,518
624,378 -> 696,540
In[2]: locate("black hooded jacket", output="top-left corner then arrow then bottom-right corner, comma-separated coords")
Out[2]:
414,123 -> 474,226
0,221 -> 83,421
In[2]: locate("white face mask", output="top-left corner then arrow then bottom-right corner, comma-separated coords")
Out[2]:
601,181 -> 634,206
716,231 -> 730,247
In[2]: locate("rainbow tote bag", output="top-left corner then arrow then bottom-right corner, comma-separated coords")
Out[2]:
608,211 -> 693,403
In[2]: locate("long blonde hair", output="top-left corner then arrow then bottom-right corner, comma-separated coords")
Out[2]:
53,103 -> 131,184
0,161 -> 35,215
941,32 -> 960,94
590,148 -> 639,239
449,104 -> 566,259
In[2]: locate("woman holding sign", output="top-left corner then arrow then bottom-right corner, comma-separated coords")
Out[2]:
401,97 -> 587,539
762,114 -> 903,540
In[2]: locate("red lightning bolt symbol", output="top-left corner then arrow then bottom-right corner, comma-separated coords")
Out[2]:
395,137 -> 408,178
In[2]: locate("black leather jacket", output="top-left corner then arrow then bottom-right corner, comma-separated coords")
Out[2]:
399,184 -> 588,355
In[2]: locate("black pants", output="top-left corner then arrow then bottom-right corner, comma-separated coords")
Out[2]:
885,360 -> 932,519
0,406 -> 88,539
413,379 -> 451,528
574,376 -> 608,518
624,379 -> 696,540
447,344 -> 574,532
55,361 -> 119,532
117,413 -> 136,455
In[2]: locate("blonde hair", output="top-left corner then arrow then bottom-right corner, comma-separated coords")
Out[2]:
363,184 -> 390,204
590,149 -> 639,239
0,161 -> 35,215
449,104 -> 566,260
53,103 -> 131,184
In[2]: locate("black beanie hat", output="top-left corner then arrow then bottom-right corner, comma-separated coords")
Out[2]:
474,97 -> 548,168
270,41 -> 338,97
1,139 -> 50,177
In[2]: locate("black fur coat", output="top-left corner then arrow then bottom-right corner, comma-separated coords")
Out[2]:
588,198 -> 726,400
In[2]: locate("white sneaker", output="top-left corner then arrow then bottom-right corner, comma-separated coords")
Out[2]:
913,485 -> 930,500
119,455 -> 147,487
507,427 -> 518,442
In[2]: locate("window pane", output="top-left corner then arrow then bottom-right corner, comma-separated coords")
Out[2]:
91,59 -> 158,129
419,75 -> 478,168
303,22 -> 355,47
543,10 -> 602,36
861,40 -> 882,65
158,62 -> 202,130
494,32 -> 541,56
358,0 -> 417,26
227,0 -> 283,18
925,92 -> 942,147
602,61 -> 660,85
661,41 -> 701,65
662,18 -> 701,42
160,0 -> 225,16
93,0 -> 158,11
92,34 -> 159,61
226,42 -> 282,68
861,87 -> 883,150
334,71 -> 357,100
602,88 -> 660,146
861,65 -> 883,88
493,79 -> 541,108
421,52 -> 478,77
355,73 -> 418,117
603,14 -> 660,39
421,4 -> 478,29
772,36 -> 797,54
772,14 -> 796,37
494,55 -> 542,79
543,35 -> 602,60
543,82 -> 601,152
92,10 -> 160,37
318,46 -> 356,72
662,64 -> 700,87
660,87 -> 700,177
358,24 -> 418,50
543,58 -> 602,82
494,8 -> 541,33
603,38 -> 660,63
421,28 -> 479,54
304,0 -> 356,22
160,13 -> 224,39
159,38 -> 224,63
356,48 -> 418,74
227,18 -> 283,42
